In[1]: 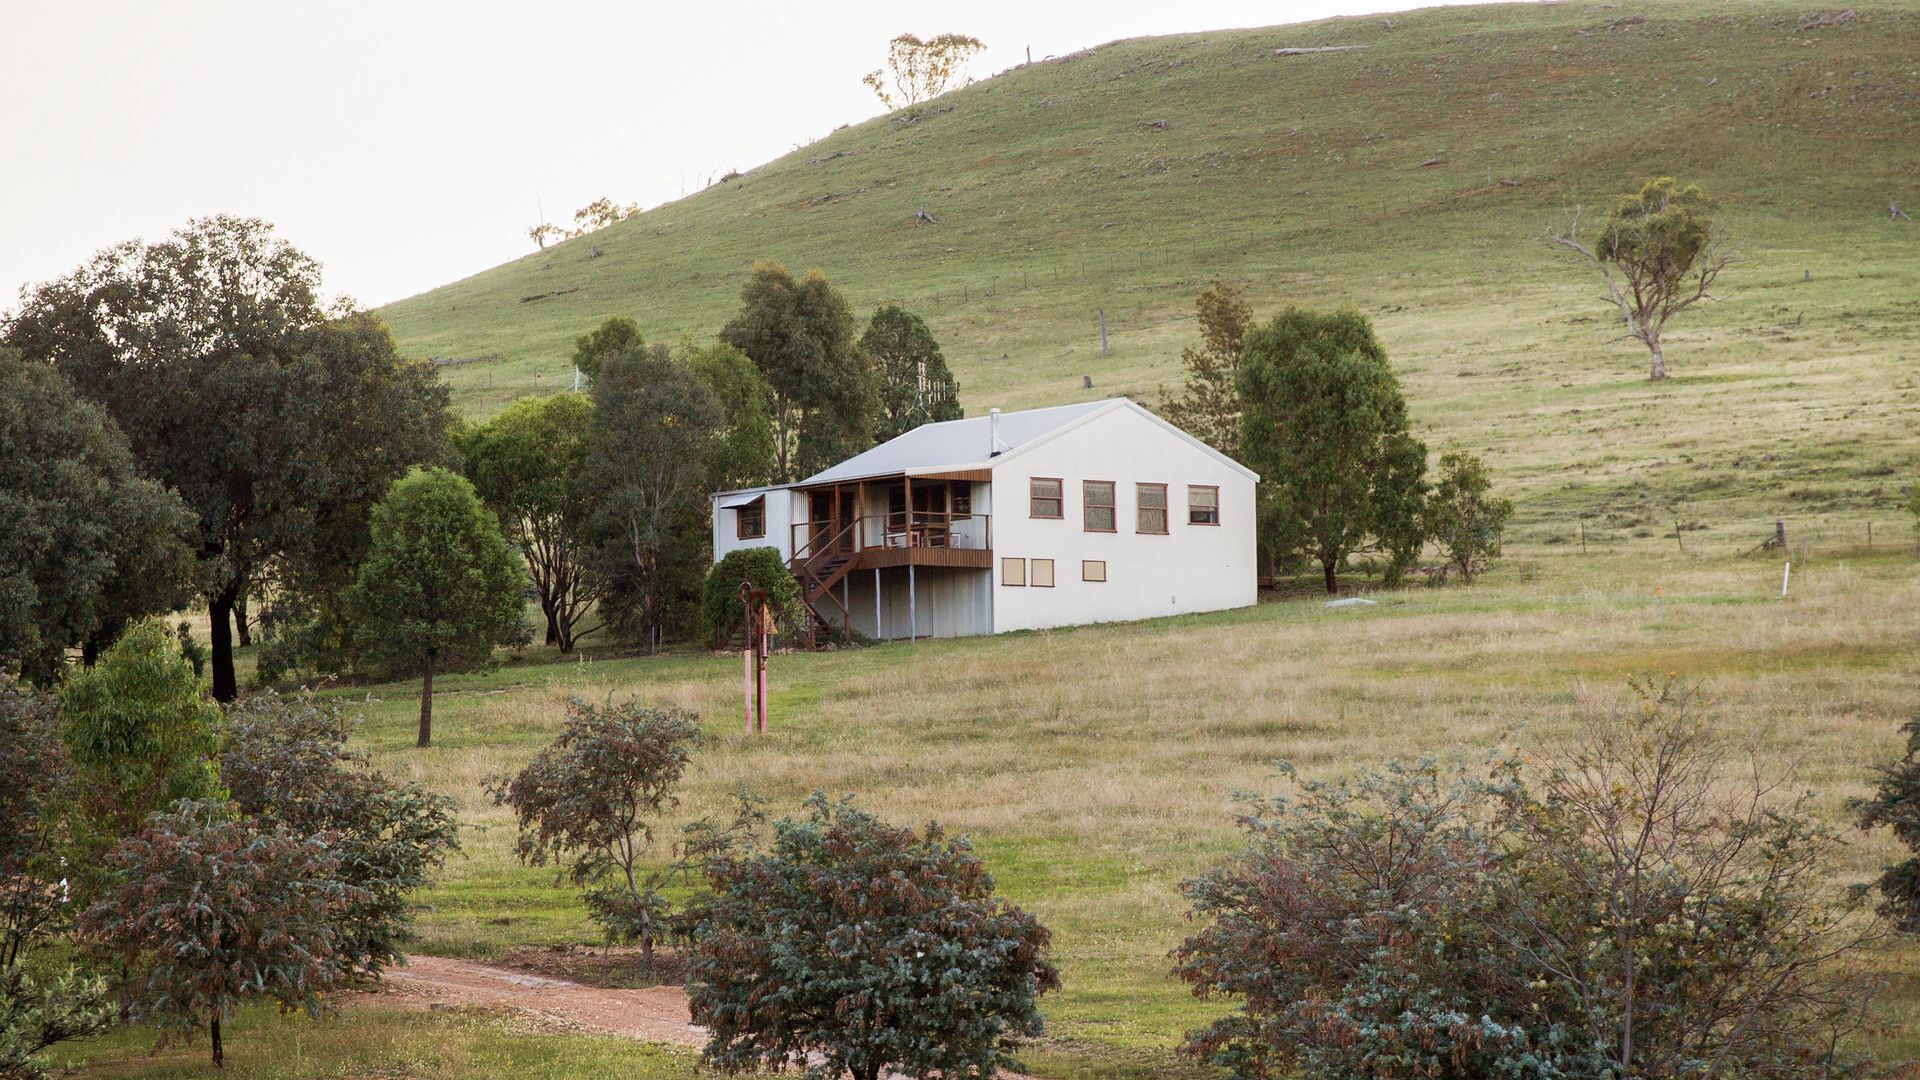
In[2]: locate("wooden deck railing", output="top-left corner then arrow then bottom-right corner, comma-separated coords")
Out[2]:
790,512 -> 991,560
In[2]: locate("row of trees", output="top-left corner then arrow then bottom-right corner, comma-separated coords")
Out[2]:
0,217 -> 963,699
3,622 -> 458,1071
1162,282 -> 1512,593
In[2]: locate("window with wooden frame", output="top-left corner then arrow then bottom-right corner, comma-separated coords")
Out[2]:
1029,478 -> 1063,519
1031,559 -> 1055,587
735,497 -> 765,540
1188,485 -> 1220,526
1136,483 -> 1168,534
1000,557 -> 1027,586
951,482 -> 972,516
1082,560 -> 1107,583
1083,480 -> 1116,532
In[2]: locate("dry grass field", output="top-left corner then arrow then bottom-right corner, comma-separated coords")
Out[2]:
62,539 -> 1918,1077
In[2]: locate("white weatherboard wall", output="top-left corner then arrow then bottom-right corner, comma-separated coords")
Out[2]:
710,487 -> 799,564
989,406 -> 1256,633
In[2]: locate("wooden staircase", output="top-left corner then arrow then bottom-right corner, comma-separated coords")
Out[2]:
791,521 -> 858,648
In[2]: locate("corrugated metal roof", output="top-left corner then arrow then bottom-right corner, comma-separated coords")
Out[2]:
800,400 -> 1119,485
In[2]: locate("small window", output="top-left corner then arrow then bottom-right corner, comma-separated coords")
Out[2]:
1082,560 -> 1106,583
1083,480 -> 1116,532
952,484 -> 972,516
1000,557 -> 1026,586
1030,478 -> 1063,519
1031,559 -> 1055,588
736,498 -> 765,540
1136,483 -> 1168,534
1189,485 -> 1220,526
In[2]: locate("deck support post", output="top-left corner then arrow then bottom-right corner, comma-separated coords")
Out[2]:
909,564 -> 918,643
874,568 -> 883,640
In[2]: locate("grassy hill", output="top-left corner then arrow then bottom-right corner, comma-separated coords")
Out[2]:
381,0 -> 1919,547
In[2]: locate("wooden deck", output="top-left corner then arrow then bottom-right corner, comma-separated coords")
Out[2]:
848,546 -> 993,571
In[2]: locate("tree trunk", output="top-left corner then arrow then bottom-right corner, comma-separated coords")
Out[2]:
417,654 -> 435,748
81,637 -> 101,667
234,593 -> 251,647
209,584 -> 239,703
1323,559 -> 1339,595
544,604 -> 560,646
1647,344 -> 1667,381
210,1014 -> 223,1067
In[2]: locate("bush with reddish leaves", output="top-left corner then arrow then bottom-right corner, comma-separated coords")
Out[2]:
80,801 -> 351,1067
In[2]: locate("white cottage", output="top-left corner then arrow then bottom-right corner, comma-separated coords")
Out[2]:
709,398 -> 1258,641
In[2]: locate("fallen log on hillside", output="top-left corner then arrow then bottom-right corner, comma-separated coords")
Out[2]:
1272,45 -> 1368,56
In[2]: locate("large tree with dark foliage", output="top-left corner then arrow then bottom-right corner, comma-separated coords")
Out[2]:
861,305 -> 961,443
586,346 -> 724,652
81,801 -> 349,1068
458,392 -> 600,652
719,262 -> 876,482
0,349 -> 196,685
687,794 -> 1058,1080
684,340 -> 778,492
3,216 -> 450,701
344,467 -> 528,748
220,693 -> 460,978
1238,308 -> 1427,593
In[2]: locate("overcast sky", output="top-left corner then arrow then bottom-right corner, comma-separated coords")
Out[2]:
3,0 -> 1492,310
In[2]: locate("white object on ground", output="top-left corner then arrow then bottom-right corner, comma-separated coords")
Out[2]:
1324,597 -> 1378,609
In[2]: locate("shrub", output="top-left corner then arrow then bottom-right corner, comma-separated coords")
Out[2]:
220,693 -> 460,979
81,801 -> 350,1067
0,684 -> 111,1078
1423,447 -> 1513,583
1853,716 -> 1920,931
700,547 -> 803,647
1174,678 -> 1880,1079
57,617 -> 223,902
488,701 -> 703,966
687,794 -> 1059,1080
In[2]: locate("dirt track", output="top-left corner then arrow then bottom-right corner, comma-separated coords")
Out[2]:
375,954 -> 1039,1079
381,954 -> 705,1045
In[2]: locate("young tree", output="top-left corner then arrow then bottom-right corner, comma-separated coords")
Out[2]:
1551,177 -> 1734,381
586,348 -> 724,652
687,794 -> 1059,1080
700,548 -> 804,648
81,801 -> 349,1068
344,467 -> 529,748
458,393 -> 601,651
1174,678 -> 1883,1080
4,217 -> 451,701
719,262 -> 877,482
862,33 -> 986,110
220,693 -> 460,978
1159,281 -> 1253,460
58,617 -> 224,899
1238,309 -> 1428,594
1423,448 -> 1513,583
488,701 -> 702,967
527,222 -> 563,251
571,315 -> 644,382
684,340 -> 779,492
0,349 -> 197,686
861,305 -> 962,442
0,685 -> 113,1079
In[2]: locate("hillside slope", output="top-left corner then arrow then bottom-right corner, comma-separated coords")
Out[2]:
381,0 -> 1920,544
